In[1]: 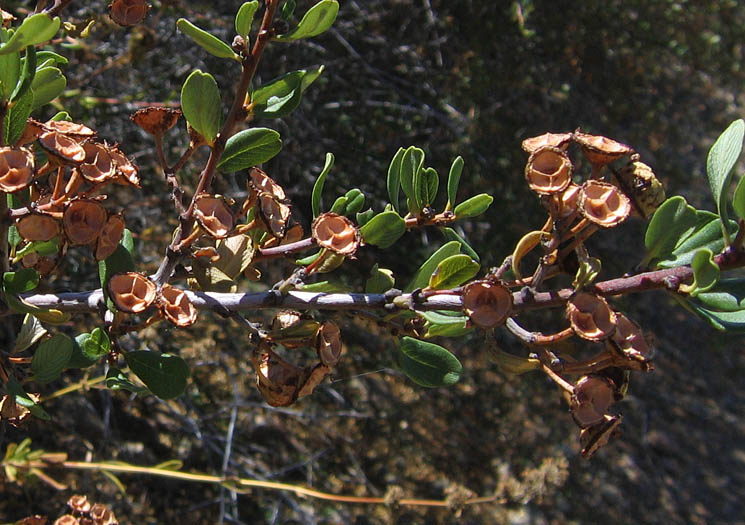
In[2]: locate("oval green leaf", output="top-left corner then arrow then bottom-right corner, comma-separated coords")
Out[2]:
400,146 -> 425,213
275,0 -> 339,42
398,337 -> 462,388
0,14 -> 61,56
420,166 -> 439,207
707,119 -> 745,242
311,152 -> 334,217
428,254 -> 479,290
251,65 -> 324,119
679,248 -> 720,297
655,211 -> 737,269
218,128 -> 282,171
176,18 -> 237,60
0,43 -> 20,100
9,45 -> 35,102
386,147 -> 405,214
695,278 -> 745,312
31,333 -> 73,385
4,268 -> 39,294
4,88 -> 33,145
643,196 -> 698,267
733,175 -> 745,220
125,351 -> 190,400
235,1 -> 259,38
446,156 -> 464,211
365,264 -> 395,294
181,69 -> 221,145
329,195 -> 347,214
13,314 -> 47,353
30,66 -> 65,110
359,210 -> 406,249
78,327 -> 111,361
453,193 -> 493,219
404,241 -> 461,292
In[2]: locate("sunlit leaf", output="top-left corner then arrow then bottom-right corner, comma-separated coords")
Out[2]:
251,65 -> 324,119
678,248 -> 719,297
404,241 -> 461,292
235,1 -> 260,38
275,0 -> 339,41
0,14 -> 61,56
707,119 -> 745,242
453,193 -> 493,219
3,268 -> 39,294
30,66 -> 65,110
365,264 -> 395,293
218,128 -> 282,171
643,196 -> 698,267
440,227 -> 479,262
446,156 -> 464,211
359,210 -> 406,249
12,314 -> 47,353
312,152 -> 334,218
386,147 -> 405,214
181,69 -> 221,145
176,18 -> 237,60
428,254 -> 479,290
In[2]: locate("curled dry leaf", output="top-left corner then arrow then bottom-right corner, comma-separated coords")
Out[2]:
525,146 -> 572,195
130,106 -> 182,135
462,280 -> 513,329
249,167 -> 286,200
108,272 -> 157,313
579,414 -> 622,458
159,284 -> 198,327
269,310 -> 320,348
573,131 -> 633,166
252,348 -> 305,407
316,321 -> 342,366
0,147 -> 34,192
298,364 -> 332,398
16,213 -> 60,242
567,292 -> 617,341
0,394 -> 36,427
194,195 -> 235,239
521,131 -> 573,154
39,131 -> 86,164
95,214 -> 126,261
109,0 -> 151,26
63,200 -> 108,245
570,374 -> 617,428
81,142 -> 117,183
579,180 -> 631,228
311,212 -> 360,256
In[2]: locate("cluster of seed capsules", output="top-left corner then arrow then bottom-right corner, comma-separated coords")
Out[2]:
457,131 -> 665,457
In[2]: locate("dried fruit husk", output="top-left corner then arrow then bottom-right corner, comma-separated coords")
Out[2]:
63,200 -> 108,245
107,272 -> 157,313
81,142 -> 117,183
579,414 -> 622,458
252,348 -> 306,407
298,364 -> 332,398
567,292 -> 617,341
257,193 -> 291,238
95,213 -> 126,260
579,180 -> 631,228
462,280 -> 513,329
130,106 -> 182,135
16,213 -> 60,241
43,119 -> 96,140
159,284 -> 198,327
109,145 -> 141,187
316,321 -> 342,366
573,131 -> 633,166
249,167 -> 286,200
0,147 -> 34,192
109,0 -> 151,26
609,312 -> 654,369
39,131 -> 86,164
521,131 -> 573,154
611,159 -> 665,219
194,195 -> 235,239
524,146 -> 572,195
570,375 -> 616,428
311,212 -> 360,256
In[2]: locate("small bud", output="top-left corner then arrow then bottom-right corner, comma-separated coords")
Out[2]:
0,147 -> 35,192
521,131 -> 573,154
567,292 -> 617,341
316,321 -> 342,366
130,106 -> 182,136
579,180 -> 631,228
16,214 -> 60,242
462,280 -> 513,329
63,200 -> 108,245
108,272 -> 157,313
232,35 -> 246,53
194,195 -> 235,239
159,284 -> 198,327
311,213 -> 360,256
109,0 -> 151,26
524,146 -> 572,195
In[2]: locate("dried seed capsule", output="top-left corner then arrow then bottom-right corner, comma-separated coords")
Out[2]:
573,131 -> 633,166
257,193 -> 291,238
194,195 -> 235,239
81,142 -> 117,183
612,159 -> 665,219
462,280 -> 513,329
571,375 -> 617,428
67,494 -> 91,514
159,284 -> 198,327
521,131 -> 573,154
22,252 -> 61,277
610,312 -> 653,367
249,167 -> 286,200
298,363 -> 332,398
16,213 -> 60,241
63,200 -> 108,245
88,502 -> 117,525
261,223 -> 304,249
316,321 -> 342,366
109,145 -> 140,187
53,515 -> 80,525
130,106 -> 182,135
579,414 -> 622,458
567,292 -> 617,341
108,272 -> 157,313
43,119 -> 96,140
38,131 -> 86,164
95,214 -> 126,261
524,146 -> 572,195
579,180 -> 631,228
251,348 -> 305,407
109,0 -> 151,26
557,183 -> 581,219
311,213 -> 360,256
0,147 -> 34,192
0,394 -> 34,427
15,119 -> 45,146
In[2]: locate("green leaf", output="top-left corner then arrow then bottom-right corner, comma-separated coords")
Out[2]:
31,334 -> 73,384
176,18 -> 238,60
275,0 -> 339,41
67,333 -> 98,369
125,351 -> 190,400
329,195 -> 347,214
8,225 -> 21,251
643,196 -> 698,266
105,367 -> 148,394
181,69 -> 221,145
14,238 -> 59,259
356,208 -> 374,227
453,193 -> 493,219
0,14 -> 61,56
655,211 -> 737,269
404,241 -> 461,292
13,314 -> 47,353
421,311 -> 472,338
4,294 -> 70,324
98,243 -> 136,312
218,128 -> 282,171
4,87 -> 33,145
428,254 -> 479,290
342,188 -> 364,217
78,327 -> 111,361
398,337 -> 462,387
30,66 -> 65,110
695,278 -> 745,312
251,65 -> 324,119
707,119 -> 745,243
733,175 -> 745,220
9,45 -> 35,102
50,111 -> 71,121
6,376 -> 50,420
281,0 -> 297,20
3,268 -> 39,294
678,248 -> 719,297
235,1 -> 260,38
400,146 -> 425,213
679,294 -> 745,333
311,152 -> 334,218
419,167 -> 439,207
446,156 -> 464,211
0,44 -> 20,100
301,280 -> 353,293
386,147 -> 405,214
359,210 -> 406,249
440,227 -> 479,262
365,264 -> 395,294
35,50 -> 68,66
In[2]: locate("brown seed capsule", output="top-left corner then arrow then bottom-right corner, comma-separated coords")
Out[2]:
567,292 -> 617,341
109,0 -> 151,26
194,195 -> 235,239
524,146 -> 572,195
63,200 -> 108,245
39,132 -> 86,164
130,106 -> 182,135
109,145 -> 140,187
249,167 -> 286,200
610,312 -> 653,367
159,284 -> 198,327
298,363 -> 332,398
558,183 -> 581,219
0,147 -> 34,192
0,394 -> 33,427
43,119 -> 96,140
81,142 -> 117,183
573,131 -> 633,166
54,514 -> 80,525
67,494 -> 92,514
88,502 -> 117,525
22,252 -> 61,277
261,223 -> 304,249
462,280 -> 513,329
579,180 -> 631,228
16,517 -> 47,525
521,131 -> 573,154
311,213 -> 360,256
15,119 -> 45,146
316,321 -> 342,366
571,375 -> 616,428
1,9 -> 15,28
108,272 -> 157,314
95,214 -> 126,261
16,214 -> 60,242
612,159 -> 665,219
257,193 -> 291,238
579,414 -> 622,458
251,348 -> 305,407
